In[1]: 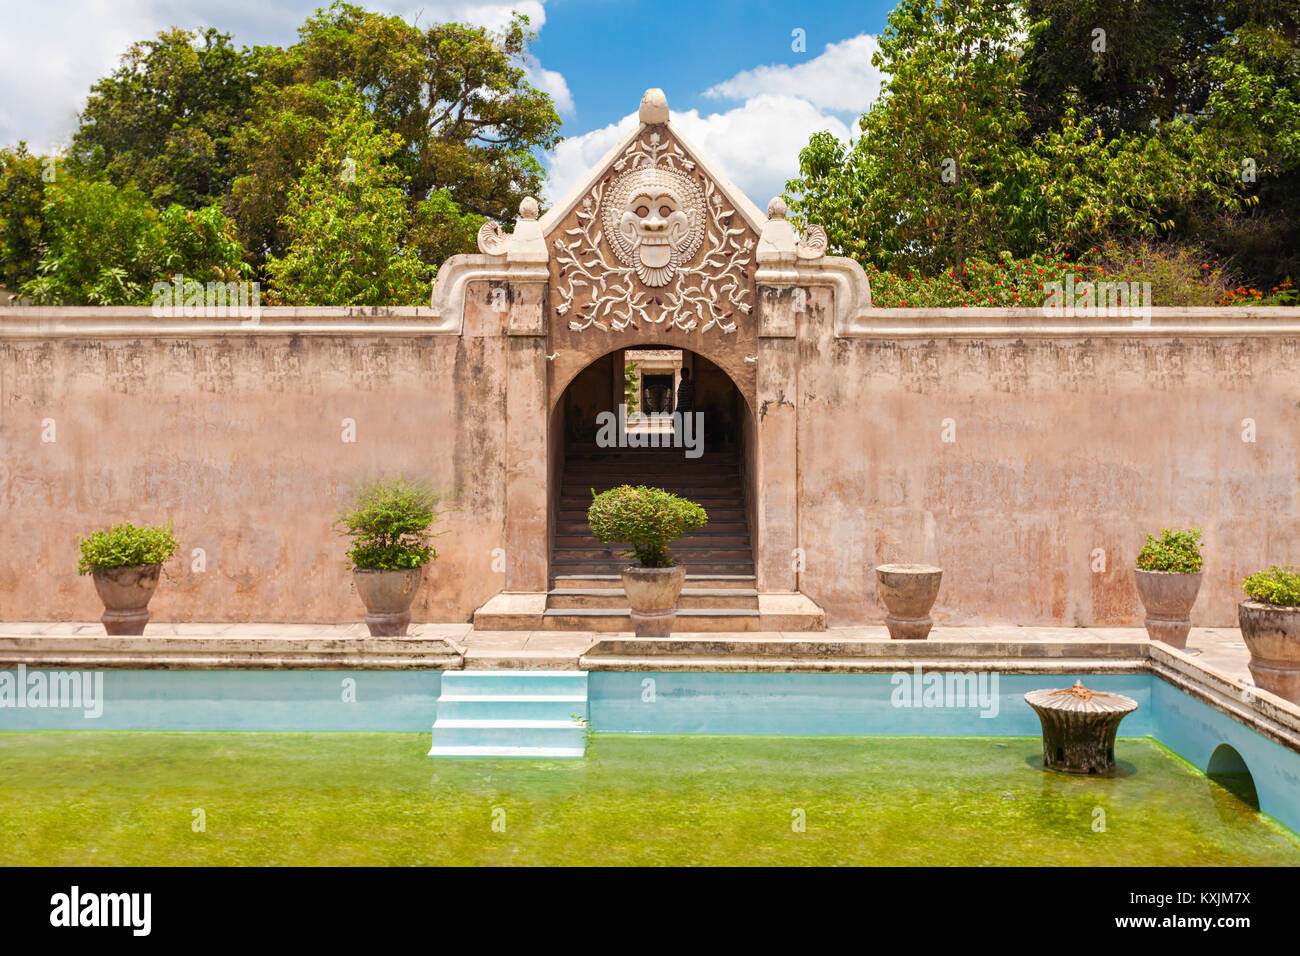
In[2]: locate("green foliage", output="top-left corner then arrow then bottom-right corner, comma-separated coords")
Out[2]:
1242,566 -> 1300,607
20,179 -> 247,305
337,477 -> 443,570
14,4 -> 561,299
1136,528 -> 1204,573
1022,0 -> 1229,138
864,243 -> 1235,308
69,27 -> 257,209
409,189 -> 486,272
77,522 -> 179,574
264,87 -> 429,305
587,485 -> 708,569
227,3 -> 560,271
785,0 -> 1248,276
227,78 -> 378,266
0,144 -> 48,294
623,363 -> 639,415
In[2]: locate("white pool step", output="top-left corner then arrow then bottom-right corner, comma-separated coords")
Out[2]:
429,670 -> 589,758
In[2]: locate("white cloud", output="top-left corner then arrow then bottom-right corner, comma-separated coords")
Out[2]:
543,32 -> 883,210
543,112 -> 638,205
392,1 -> 546,33
524,59 -> 574,116
0,0 -> 560,154
543,95 -> 854,210
703,34 -> 885,114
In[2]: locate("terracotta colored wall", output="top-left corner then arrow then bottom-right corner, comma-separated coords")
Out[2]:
0,311 -> 514,624
793,290 -> 1300,627
2,299 -> 1297,629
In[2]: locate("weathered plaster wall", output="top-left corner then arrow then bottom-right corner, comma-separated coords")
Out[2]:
2,298 -> 1297,629
792,291 -> 1300,627
0,295 -> 517,624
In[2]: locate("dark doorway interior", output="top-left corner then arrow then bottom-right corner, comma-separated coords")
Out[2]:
642,374 -> 674,414
551,349 -> 752,579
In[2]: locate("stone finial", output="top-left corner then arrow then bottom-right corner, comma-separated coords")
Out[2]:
639,88 -> 669,124
519,196 -> 539,220
757,198 -> 797,263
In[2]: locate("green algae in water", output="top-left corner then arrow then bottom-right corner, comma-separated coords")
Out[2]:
0,733 -> 1297,866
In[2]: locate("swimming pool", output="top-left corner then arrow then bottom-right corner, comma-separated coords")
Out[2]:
2,667 -> 1297,841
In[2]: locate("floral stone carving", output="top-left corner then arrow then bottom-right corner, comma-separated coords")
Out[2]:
553,131 -> 754,335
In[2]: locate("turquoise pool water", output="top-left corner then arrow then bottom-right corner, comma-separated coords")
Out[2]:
2,668 -> 1298,834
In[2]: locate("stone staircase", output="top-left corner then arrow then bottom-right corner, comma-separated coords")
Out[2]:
553,445 -> 756,577
428,670 -> 589,758
472,444 -> 825,631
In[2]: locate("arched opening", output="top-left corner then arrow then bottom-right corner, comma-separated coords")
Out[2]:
548,347 -> 757,598
1207,743 -> 1260,810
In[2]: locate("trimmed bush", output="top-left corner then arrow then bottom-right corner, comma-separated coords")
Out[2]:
587,485 -> 708,568
77,522 -> 178,574
1242,566 -> 1300,607
337,478 -> 442,570
1136,528 -> 1204,573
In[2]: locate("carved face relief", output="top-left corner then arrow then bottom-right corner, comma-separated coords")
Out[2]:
603,166 -> 704,286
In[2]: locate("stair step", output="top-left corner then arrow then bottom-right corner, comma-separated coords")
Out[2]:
553,535 -> 751,548
550,564 -> 756,575
541,607 -> 771,632
556,520 -> 748,532
556,510 -> 747,521
551,573 -> 756,590
554,549 -> 754,562
436,695 -> 588,721
430,671 -> 590,759
426,745 -> 586,758
439,669 -> 588,696
547,587 -> 759,610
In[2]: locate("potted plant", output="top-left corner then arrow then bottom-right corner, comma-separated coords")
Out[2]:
337,478 -> 442,636
77,522 -> 179,635
588,485 -> 707,637
1134,527 -> 1203,648
1239,565 -> 1300,703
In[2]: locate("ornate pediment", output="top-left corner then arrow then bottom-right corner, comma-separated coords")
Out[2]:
541,91 -> 763,337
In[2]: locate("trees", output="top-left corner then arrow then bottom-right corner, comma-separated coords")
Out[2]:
784,0 -> 1250,276
69,28 -> 257,209
227,2 -> 559,269
20,180 -> 246,306
0,144 -> 48,295
264,88 -> 428,306
1021,0 -> 1230,137
17,3 -> 565,304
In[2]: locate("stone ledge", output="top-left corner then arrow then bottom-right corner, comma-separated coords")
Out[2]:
577,655 -> 1149,674
0,631 -> 467,670
583,636 -> 1146,659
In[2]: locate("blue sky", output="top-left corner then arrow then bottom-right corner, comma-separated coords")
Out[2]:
0,0 -> 896,204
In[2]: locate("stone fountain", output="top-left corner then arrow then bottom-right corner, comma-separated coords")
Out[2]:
1024,681 -> 1138,775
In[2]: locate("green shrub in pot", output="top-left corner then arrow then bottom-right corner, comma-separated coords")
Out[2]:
588,485 -> 707,637
336,478 -> 444,635
77,522 -> 178,635
1133,527 -> 1204,648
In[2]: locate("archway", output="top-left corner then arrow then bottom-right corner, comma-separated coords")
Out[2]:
548,347 -> 757,587
1207,743 -> 1260,810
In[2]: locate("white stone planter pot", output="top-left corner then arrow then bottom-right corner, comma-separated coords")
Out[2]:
92,564 -> 161,635
1134,569 -> 1202,648
621,565 -> 686,637
875,564 -> 942,640
1239,601 -> 1300,703
354,566 -> 424,636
